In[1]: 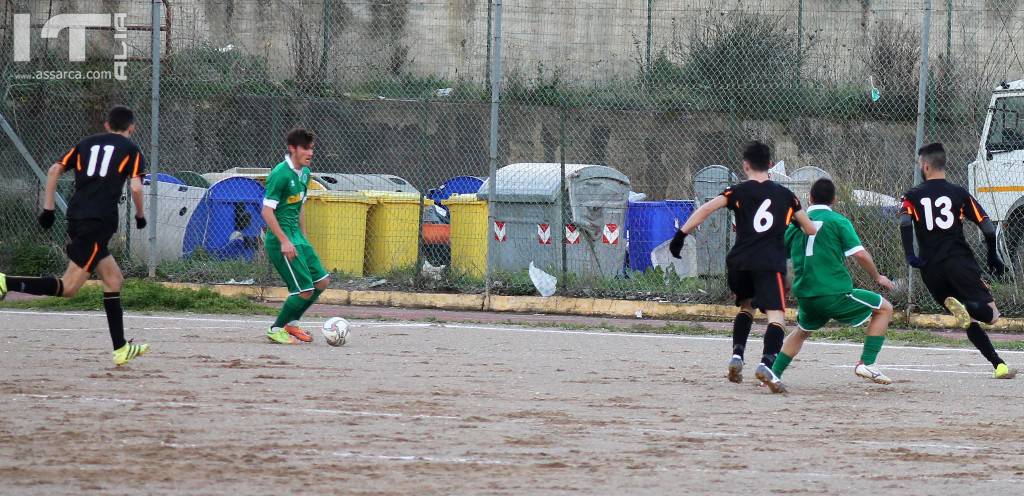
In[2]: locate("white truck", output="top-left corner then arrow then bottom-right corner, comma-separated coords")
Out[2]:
968,80 -> 1024,268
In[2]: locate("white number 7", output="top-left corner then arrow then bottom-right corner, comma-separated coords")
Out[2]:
805,221 -> 825,256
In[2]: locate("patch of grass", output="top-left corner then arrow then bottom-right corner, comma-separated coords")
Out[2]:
0,279 -> 275,315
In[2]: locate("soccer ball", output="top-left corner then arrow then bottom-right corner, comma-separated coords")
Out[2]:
321,317 -> 350,347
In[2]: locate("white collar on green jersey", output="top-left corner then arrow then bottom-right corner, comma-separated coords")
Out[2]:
806,204 -> 832,212
284,155 -> 302,176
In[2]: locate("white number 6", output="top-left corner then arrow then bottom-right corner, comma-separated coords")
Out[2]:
754,199 -> 774,233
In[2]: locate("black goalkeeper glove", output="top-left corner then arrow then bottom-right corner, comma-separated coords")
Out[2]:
135,216 -> 147,230
38,209 -> 55,229
988,254 -> 1006,278
669,230 -> 688,259
906,255 -> 927,269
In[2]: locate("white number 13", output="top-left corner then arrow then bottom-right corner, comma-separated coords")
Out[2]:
920,196 -> 954,231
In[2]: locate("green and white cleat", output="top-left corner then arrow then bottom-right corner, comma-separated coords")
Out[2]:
855,361 -> 892,385
113,341 -> 149,366
994,363 -> 1017,379
944,297 -> 971,329
267,327 -> 296,345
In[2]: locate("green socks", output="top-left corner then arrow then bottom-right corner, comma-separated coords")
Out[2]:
299,288 -> 324,316
272,294 -> 308,328
861,335 -> 885,366
771,352 -> 793,378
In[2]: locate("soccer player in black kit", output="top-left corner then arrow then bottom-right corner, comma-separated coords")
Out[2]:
901,143 -> 1016,379
671,141 -> 817,390
0,106 -> 150,366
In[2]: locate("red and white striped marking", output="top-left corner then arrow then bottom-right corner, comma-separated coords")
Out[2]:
493,221 -> 507,242
537,224 -> 552,245
565,225 -> 580,244
602,224 -> 620,244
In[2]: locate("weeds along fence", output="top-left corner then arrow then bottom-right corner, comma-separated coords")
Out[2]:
2,1 -> 1024,316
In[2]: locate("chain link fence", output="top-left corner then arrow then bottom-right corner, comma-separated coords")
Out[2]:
2,1 -> 1024,317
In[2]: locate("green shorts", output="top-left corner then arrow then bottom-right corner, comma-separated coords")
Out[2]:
796,289 -> 883,332
267,242 -> 329,295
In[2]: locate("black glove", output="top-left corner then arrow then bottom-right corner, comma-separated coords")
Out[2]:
906,255 -> 927,269
988,254 -> 1006,278
38,209 -> 55,229
669,230 -> 688,259
135,216 -> 147,230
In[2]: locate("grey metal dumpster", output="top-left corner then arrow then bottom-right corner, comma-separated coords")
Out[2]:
693,165 -> 737,276
314,173 -> 420,195
478,163 -> 630,278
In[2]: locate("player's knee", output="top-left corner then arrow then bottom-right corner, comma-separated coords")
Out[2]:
876,299 -> 894,316
965,301 -> 995,325
297,290 -> 313,300
314,278 -> 330,290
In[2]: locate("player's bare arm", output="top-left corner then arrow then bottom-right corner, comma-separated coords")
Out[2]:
851,249 -> 894,290
261,205 -> 296,260
792,210 -> 817,236
669,194 -> 727,258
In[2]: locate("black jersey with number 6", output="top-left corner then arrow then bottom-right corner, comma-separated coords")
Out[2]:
58,133 -> 146,227
901,179 -> 989,265
721,180 -> 802,272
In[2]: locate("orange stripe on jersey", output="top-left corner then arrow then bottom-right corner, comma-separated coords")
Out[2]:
60,148 -> 75,169
785,207 -> 794,225
776,272 -> 786,312
84,242 -> 100,272
131,153 -> 141,177
970,199 -> 984,222
117,154 -> 131,173
76,154 -> 82,172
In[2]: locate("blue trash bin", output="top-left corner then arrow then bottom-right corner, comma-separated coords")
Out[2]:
427,176 -> 485,223
626,200 -> 697,272
183,177 -> 267,260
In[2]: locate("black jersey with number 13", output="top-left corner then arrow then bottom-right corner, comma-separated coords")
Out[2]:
58,133 -> 146,227
721,180 -> 802,272
901,179 -> 989,265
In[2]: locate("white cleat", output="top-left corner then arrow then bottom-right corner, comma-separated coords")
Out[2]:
754,363 -> 787,394
855,361 -> 892,385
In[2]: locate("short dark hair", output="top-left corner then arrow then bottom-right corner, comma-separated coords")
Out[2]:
918,142 -> 946,170
286,128 -> 315,148
742,141 -> 772,171
810,178 -> 836,205
106,105 -> 135,132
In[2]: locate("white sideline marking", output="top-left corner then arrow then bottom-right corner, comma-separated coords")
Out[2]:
830,365 -> 988,375
330,451 -> 505,465
850,440 -> 986,451
3,309 -> 1023,355
13,394 -> 459,420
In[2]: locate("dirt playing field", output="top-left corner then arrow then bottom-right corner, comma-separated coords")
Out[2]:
2,308 -> 1023,495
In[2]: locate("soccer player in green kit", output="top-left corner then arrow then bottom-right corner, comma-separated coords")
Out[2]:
262,129 -> 330,344
764,178 -> 896,393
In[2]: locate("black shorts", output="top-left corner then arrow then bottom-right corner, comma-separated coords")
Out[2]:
727,268 -> 787,312
66,219 -> 115,273
920,257 -> 993,307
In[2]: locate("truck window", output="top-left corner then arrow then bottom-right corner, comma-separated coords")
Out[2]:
987,96 -> 1024,152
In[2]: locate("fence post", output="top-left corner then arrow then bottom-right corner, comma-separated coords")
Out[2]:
484,0 -> 503,301
148,0 -> 162,278
909,0 -> 934,315
558,98 -> 568,289
645,0 -> 653,80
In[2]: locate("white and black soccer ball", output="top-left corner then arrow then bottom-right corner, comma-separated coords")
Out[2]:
321,317 -> 350,347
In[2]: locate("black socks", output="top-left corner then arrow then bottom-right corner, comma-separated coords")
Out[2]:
732,311 -> 754,358
6,276 -> 62,296
103,292 -> 126,350
966,322 -> 1004,368
762,323 -> 785,367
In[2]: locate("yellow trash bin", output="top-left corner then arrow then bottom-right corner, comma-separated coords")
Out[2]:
304,191 -> 376,276
362,191 -> 433,275
442,194 -> 489,279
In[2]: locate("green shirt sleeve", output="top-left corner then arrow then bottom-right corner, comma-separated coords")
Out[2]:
263,168 -> 285,205
838,218 -> 864,256
784,222 -> 799,258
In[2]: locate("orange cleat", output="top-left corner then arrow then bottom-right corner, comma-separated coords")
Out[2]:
284,322 -> 313,343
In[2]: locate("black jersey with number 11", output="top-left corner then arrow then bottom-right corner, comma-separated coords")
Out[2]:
901,178 -> 989,265
721,180 -> 802,272
58,133 -> 146,227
